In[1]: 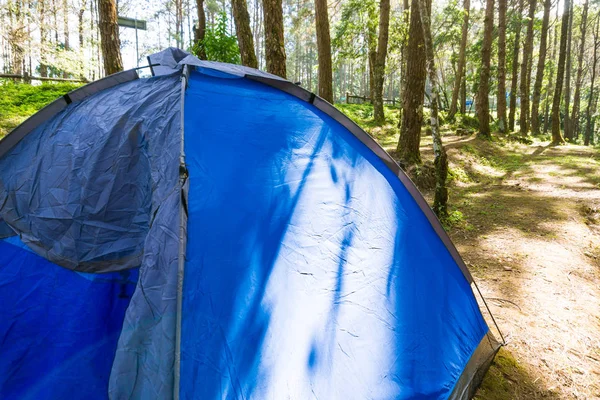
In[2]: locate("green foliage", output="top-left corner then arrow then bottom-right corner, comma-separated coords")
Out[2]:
192,13 -> 240,64
333,0 -> 377,59
0,81 -> 81,138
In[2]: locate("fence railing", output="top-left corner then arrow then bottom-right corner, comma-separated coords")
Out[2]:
346,92 -> 399,107
0,73 -> 88,83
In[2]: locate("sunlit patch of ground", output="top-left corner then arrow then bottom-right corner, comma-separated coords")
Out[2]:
440,139 -> 600,399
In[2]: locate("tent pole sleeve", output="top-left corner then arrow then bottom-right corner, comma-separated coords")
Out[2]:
174,65 -> 189,400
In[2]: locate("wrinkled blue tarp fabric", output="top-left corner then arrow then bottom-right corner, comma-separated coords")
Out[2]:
181,71 -> 488,399
0,52 -> 492,400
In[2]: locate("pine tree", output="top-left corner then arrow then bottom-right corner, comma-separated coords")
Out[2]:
98,0 -> 122,75
315,0 -> 333,102
476,0 -> 494,138
232,0 -> 258,68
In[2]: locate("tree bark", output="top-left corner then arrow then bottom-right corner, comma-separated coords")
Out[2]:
39,0 -> 48,77
519,0 -> 535,135
263,0 -> 287,78
570,0 -> 589,140
585,16 -> 600,146
98,0 -> 123,76
563,0 -> 574,139
194,0 -> 207,59
373,0 -> 391,123
416,0 -> 447,217
544,4 -> 559,134
476,0 -> 494,138
509,0 -> 524,131
232,0 -> 258,68
448,0 -> 470,120
531,0 -> 551,135
497,0 -> 507,132
550,0 -> 570,144
314,0 -> 333,102
397,0 -> 429,165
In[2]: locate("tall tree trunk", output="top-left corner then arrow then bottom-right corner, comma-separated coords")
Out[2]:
544,4 -> 559,134
397,0 -> 428,165
448,0 -> 470,120
476,0 -> 494,138
509,0 -> 524,131
460,72 -> 466,114
564,0 -> 574,139
416,0 -> 447,217
194,0 -> 207,59
497,0 -> 507,131
399,0 -> 410,106
570,0 -> 589,140
550,0 -> 570,144
373,0 -> 391,123
232,0 -> 258,68
39,0 -> 48,77
519,0 -> 535,135
585,16 -> 600,146
508,1 -> 523,130
98,0 -> 123,75
263,0 -> 286,78
78,0 -> 85,78
63,0 -> 70,78
63,0 -> 70,50
531,0 -> 551,135
314,0 -> 333,102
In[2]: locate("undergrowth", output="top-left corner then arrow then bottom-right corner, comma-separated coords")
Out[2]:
0,80 -> 81,138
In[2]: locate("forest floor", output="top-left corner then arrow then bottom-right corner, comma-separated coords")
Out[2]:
340,104 -> 600,399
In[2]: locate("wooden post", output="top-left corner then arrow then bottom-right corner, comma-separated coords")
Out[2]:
346,91 -> 349,104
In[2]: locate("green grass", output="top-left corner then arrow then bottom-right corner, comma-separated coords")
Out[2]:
0,80 -> 82,138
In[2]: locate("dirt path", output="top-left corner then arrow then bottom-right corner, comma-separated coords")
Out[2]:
431,138 -> 600,399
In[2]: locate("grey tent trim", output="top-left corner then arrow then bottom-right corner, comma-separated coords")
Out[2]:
173,65 -> 190,400
0,69 -> 139,160
449,332 -> 501,399
245,75 -> 475,284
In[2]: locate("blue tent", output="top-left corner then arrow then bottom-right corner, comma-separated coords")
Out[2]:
0,48 -> 500,399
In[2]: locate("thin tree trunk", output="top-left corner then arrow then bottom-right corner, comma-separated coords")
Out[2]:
497,0 -> 507,131
98,0 -> 123,75
531,0 -> 551,136
519,0 -> 535,135
551,0 -> 570,144
63,0 -> 70,78
460,72 -> 466,114
314,0 -> 333,102
585,16 -> 600,146
448,0 -> 470,120
232,0 -> 258,68
570,0 -> 589,140
476,0 -> 494,138
263,0 -> 286,78
78,0 -> 85,78
544,4 -> 559,134
39,0 -> 48,77
194,0 -> 207,59
416,0 -> 447,217
509,0 -> 524,131
397,0 -> 429,165
564,0 -> 574,139
373,0 -> 391,123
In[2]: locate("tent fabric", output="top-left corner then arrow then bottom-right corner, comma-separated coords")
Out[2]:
181,69 -> 490,399
0,74 -> 181,272
0,48 -> 500,399
0,237 -> 138,400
